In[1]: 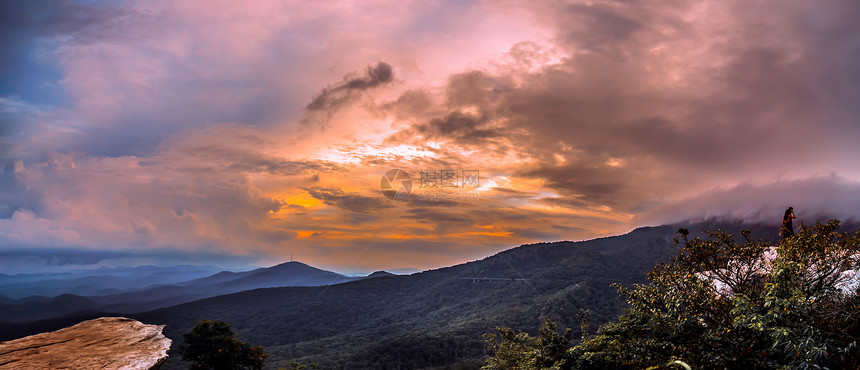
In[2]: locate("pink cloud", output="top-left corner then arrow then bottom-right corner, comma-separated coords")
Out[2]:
3,0 -> 860,273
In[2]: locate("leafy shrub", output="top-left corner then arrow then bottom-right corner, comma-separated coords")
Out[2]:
179,320 -> 266,370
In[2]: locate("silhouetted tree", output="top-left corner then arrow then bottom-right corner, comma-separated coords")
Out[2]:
179,320 -> 266,370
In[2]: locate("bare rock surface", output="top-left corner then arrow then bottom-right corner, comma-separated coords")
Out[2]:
0,317 -> 171,370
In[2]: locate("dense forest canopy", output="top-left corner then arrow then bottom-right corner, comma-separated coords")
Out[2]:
485,220 -> 860,369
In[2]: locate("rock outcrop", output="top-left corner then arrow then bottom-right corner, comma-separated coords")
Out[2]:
0,317 -> 171,370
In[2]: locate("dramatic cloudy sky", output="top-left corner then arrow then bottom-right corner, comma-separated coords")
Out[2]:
1,0 -> 859,274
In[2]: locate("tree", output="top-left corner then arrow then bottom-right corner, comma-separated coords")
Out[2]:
485,220 -> 860,369
483,317 -> 573,369
179,320 -> 266,370
574,219 -> 860,369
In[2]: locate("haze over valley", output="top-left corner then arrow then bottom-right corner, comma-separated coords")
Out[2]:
2,0 -> 860,368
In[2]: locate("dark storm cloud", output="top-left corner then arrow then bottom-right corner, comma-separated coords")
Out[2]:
557,2 -> 645,53
382,0 -> 860,217
445,71 -> 495,108
303,186 -> 394,214
384,70 -> 511,147
550,0 -> 858,162
344,62 -> 394,89
380,89 -> 434,120
385,111 -> 507,147
523,165 -> 628,206
306,62 -> 394,111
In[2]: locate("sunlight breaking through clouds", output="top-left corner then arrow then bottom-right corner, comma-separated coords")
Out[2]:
1,0 -> 860,273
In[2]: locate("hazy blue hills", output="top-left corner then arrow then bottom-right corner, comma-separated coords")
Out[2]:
178,261 -> 357,290
0,294 -> 101,323
131,223 -> 689,369
366,270 -> 396,278
0,265 -> 223,298
1,219 -> 830,369
128,219 -> 808,369
0,262 -> 359,324
93,261 -> 359,312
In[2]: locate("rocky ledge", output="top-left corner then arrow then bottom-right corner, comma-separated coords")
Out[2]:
0,317 -> 171,370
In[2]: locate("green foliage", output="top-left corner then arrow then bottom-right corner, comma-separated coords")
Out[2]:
483,317 -> 573,370
179,320 -> 266,370
577,308 -> 591,342
575,219 -> 860,369
485,220 -> 860,369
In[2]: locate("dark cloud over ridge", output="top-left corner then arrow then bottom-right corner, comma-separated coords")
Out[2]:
306,62 -> 395,111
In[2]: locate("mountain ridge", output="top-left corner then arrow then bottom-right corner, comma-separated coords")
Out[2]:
0,261 -> 359,323
4,218 -> 841,369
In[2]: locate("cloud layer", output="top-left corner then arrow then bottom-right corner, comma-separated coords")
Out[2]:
1,0 -> 859,273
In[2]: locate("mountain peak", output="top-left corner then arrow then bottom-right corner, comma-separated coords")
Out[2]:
266,261 -> 317,271
366,271 -> 395,278
273,260 -> 308,266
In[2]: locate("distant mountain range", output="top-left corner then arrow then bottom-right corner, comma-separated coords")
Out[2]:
4,218 -> 851,369
0,265 -> 224,298
2,218 -> 806,369
0,262 -> 390,323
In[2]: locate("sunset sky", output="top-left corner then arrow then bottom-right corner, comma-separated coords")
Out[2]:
2,0 -> 860,274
